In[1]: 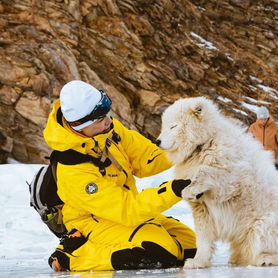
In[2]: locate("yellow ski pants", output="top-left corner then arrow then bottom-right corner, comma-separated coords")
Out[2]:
56,215 -> 196,271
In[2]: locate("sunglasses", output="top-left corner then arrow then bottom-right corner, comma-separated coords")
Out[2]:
68,90 -> 112,127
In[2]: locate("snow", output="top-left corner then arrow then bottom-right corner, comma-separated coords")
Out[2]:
216,92 -> 275,119
197,6 -> 206,12
0,164 -> 277,278
225,53 -> 234,62
244,96 -> 271,106
250,76 -> 262,83
217,95 -> 272,118
240,102 -> 258,114
190,32 -> 218,51
231,108 -> 248,116
257,85 -> 278,100
248,85 -> 258,92
240,100 -> 275,116
216,96 -> 232,103
257,100 -> 271,106
249,75 -> 278,100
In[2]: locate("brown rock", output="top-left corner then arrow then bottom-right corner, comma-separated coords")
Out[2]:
0,86 -> 20,105
15,92 -> 51,127
0,0 -> 277,163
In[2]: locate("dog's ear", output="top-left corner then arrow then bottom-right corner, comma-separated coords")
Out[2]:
190,104 -> 203,120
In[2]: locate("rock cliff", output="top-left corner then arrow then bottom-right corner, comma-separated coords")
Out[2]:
0,0 -> 277,163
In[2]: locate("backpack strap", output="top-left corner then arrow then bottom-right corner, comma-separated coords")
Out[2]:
55,107 -> 122,176
103,138 -> 127,177
57,107 -> 63,126
51,150 -> 111,176
50,154 -> 58,183
112,131 -> 121,144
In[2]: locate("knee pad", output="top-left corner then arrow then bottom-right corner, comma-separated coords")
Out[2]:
111,241 -> 180,270
184,248 -> 197,260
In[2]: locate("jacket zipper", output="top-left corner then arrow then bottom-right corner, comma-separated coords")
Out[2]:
263,125 -> 265,146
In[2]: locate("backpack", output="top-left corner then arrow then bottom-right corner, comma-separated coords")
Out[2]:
29,161 -> 64,237
28,149 -> 113,238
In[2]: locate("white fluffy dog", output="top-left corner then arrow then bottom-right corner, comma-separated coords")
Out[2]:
158,97 -> 278,268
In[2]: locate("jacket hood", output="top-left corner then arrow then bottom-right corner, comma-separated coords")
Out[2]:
44,100 -> 114,154
256,117 -> 276,128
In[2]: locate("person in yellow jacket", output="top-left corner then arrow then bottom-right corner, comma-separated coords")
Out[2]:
44,80 -> 196,272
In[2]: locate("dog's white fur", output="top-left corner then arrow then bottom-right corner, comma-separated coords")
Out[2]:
158,97 -> 278,268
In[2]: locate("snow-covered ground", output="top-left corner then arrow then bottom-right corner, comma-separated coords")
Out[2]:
0,164 -> 277,278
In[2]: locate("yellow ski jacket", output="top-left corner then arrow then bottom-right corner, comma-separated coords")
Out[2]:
44,101 -> 181,237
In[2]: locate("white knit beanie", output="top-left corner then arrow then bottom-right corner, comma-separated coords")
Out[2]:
256,106 -> 269,119
60,80 -> 102,130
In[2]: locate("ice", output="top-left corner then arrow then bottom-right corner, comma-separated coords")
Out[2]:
0,164 -> 277,278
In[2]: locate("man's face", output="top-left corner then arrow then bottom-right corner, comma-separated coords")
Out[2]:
258,118 -> 268,125
81,115 -> 113,137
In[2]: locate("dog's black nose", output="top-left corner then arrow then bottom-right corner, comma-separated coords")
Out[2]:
155,139 -> 161,146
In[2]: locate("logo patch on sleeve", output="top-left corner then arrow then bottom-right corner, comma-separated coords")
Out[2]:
86,183 -> 98,194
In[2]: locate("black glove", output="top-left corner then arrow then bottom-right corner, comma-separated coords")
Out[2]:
171,179 -> 191,197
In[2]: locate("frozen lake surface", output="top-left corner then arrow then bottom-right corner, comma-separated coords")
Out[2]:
0,164 -> 277,278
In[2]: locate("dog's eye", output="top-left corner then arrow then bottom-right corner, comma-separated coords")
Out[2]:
196,106 -> 202,112
170,125 -> 177,130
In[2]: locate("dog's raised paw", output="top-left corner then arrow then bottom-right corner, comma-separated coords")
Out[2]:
255,253 -> 278,266
184,258 -> 211,269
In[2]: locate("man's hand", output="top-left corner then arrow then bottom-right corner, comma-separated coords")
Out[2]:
171,179 -> 191,197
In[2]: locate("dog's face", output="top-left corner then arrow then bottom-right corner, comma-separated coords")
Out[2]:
157,97 -> 218,164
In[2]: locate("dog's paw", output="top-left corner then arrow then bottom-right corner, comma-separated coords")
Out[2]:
254,253 -> 278,266
184,258 -> 211,269
181,186 -> 205,202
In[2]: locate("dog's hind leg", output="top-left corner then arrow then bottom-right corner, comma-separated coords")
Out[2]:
252,213 -> 278,266
234,214 -> 278,266
229,241 -> 253,266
